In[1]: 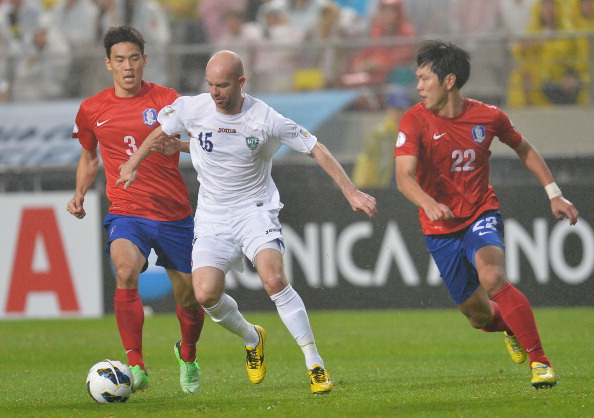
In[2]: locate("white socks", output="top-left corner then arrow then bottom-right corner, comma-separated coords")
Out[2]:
270,285 -> 324,369
203,287 -> 325,369
203,293 -> 259,347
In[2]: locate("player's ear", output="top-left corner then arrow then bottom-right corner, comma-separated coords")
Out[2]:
105,57 -> 112,71
143,54 -> 147,67
445,73 -> 457,90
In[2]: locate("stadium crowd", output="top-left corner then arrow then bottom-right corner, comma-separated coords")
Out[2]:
0,0 -> 593,106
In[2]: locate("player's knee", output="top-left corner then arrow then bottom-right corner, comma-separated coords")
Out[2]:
114,265 -> 139,288
468,312 -> 493,329
261,273 -> 287,296
176,290 -> 200,311
193,286 -> 218,308
480,270 -> 507,295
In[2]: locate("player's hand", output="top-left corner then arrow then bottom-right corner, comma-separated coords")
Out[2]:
551,196 -> 579,225
348,189 -> 377,219
66,194 -> 86,219
116,160 -> 138,189
152,134 -> 181,156
422,201 -> 454,222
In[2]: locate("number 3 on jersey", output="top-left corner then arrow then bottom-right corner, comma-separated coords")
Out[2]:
124,135 -> 138,155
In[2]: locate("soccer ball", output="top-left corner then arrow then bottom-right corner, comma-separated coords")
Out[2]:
86,359 -> 133,403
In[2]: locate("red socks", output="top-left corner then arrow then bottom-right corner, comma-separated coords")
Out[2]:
176,304 -> 205,362
114,288 -> 145,369
492,283 -> 550,366
114,290 -> 206,367
481,300 -> 512,333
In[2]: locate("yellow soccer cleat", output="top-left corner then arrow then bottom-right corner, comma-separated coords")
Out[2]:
309,365 -> 334,394
504,331 -> 527,364
531,362 -> 556,389
245,325 -> 267,384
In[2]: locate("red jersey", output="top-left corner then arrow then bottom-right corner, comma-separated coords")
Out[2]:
73,82 -> 192,221
394,98 -> 523,235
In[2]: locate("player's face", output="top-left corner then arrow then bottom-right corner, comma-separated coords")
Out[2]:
206,66 -> 246,115
105,42 -> 146,97
416,65 -> 449,113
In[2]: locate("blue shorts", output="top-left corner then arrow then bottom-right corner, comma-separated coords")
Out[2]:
425,210 -> 505,305
103,214 -> 194,273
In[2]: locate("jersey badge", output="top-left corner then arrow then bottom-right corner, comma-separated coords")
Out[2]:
246,136 -> 260,150
72,123 -> 78,134
396,132 -> 406,147
472,125 -> 486,144
162,105 -> 176,117
298,128 -> 310,138
143,108 -> 158,126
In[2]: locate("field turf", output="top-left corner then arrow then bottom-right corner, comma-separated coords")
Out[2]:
1,307 -> 592,417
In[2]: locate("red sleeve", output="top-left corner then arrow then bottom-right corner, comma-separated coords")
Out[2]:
73,102 -> 97,151
394,109 -> 422,157
496,108 -> 523,149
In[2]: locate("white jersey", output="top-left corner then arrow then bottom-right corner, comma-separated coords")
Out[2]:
158,92 -> 318,210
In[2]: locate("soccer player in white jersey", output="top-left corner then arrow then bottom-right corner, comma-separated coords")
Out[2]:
117,50 -> 377,394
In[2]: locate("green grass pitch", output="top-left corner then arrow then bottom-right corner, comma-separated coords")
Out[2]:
1,307 -> 592,417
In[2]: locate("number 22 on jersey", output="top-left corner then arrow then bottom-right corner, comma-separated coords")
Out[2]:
451,149 -> 476,172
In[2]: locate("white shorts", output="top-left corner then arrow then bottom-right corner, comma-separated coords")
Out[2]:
191,203 -> 285,274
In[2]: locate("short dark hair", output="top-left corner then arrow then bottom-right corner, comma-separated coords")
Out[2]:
417,40 -> 471,89
103,26 -> 145,58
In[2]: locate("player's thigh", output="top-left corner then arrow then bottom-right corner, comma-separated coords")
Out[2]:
193,215 -> 243,273
235,207 -> 283,265
463,211 -> 507,294
457,285 -> 493,328
426,233 -> 480,305
103,214 -> 151,275
110,238 -> 146,285
254,245 -> 289,295
152,216 -> 194,274
474,245 -> 507,294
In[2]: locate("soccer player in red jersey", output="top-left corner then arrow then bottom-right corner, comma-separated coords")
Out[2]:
394,40 -> 579,389
66,26 -> 204,394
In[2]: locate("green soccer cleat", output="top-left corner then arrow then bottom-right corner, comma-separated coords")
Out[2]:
531,362 -> 556,389
174,341 -> 201,394
309,365 -> 334,394
504,331 -> 527,364
245,325 -> 266,384
129,365 -> 150,392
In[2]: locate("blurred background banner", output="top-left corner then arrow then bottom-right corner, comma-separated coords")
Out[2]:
0,191 -> 103,318
0,91 -> 357,167
0,100 -> 79,167
0,166 -> 591,317
106,167 -> 594,313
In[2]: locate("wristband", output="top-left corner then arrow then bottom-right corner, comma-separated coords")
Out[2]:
544,182 -> 562,199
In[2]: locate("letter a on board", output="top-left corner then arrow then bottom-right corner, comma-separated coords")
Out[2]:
6,208 -> 79,313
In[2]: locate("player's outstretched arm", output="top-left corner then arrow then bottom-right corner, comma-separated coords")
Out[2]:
67,148 -> 99,219
117,126 -> 166,189
395,155 -> 454,222
513,137 -> 579,225
152,136 -> 190,155
310,142 -> 377,219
